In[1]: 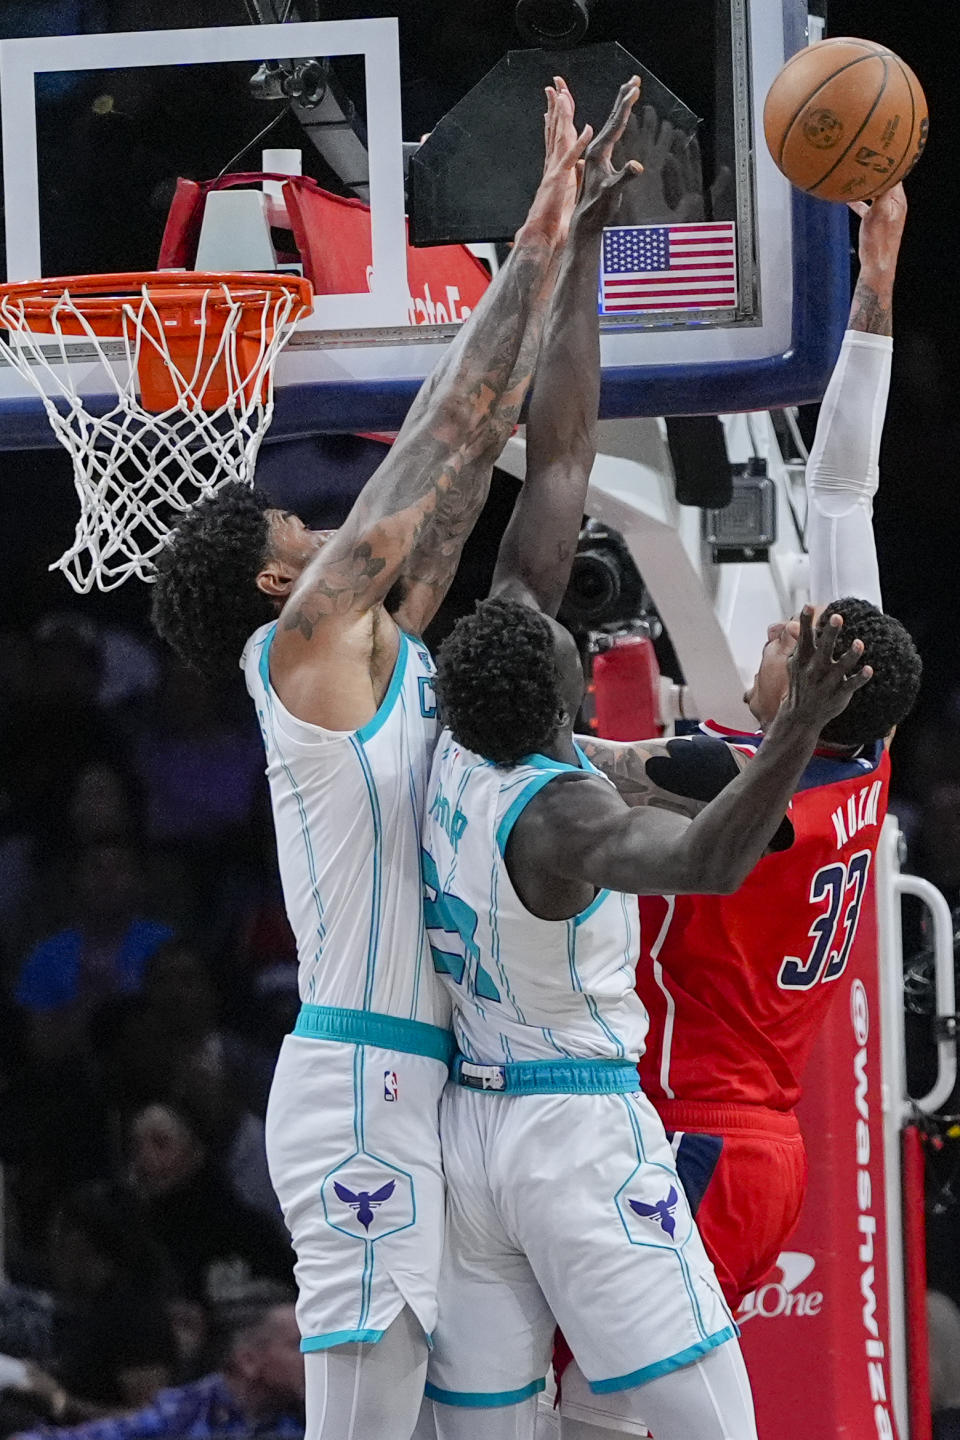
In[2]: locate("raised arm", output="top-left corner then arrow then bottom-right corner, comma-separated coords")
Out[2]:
391,83 -> 584,635
806,184 -> 906,608
491,78 -> 643,616
270,93 -> 588,681
511,611 -> 871,904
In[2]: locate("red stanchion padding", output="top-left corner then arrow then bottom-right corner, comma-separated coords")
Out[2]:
903,1124 -> 932,1440
591,636 -> 661,741
158,173 -> 491,325
738,881 -> 904,1439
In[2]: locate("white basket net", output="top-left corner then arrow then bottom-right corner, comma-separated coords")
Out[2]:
0,277 -> 308,592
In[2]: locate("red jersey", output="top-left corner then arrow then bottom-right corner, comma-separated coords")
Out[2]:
637,721 -> 890,1112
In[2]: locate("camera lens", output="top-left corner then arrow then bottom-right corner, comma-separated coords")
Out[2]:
564,549 -> 620,625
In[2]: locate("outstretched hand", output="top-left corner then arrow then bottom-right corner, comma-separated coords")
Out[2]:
525,78 -> 593,246
784,608 -> 872,729
849,182 -> 907,276
572,76 -> 645,233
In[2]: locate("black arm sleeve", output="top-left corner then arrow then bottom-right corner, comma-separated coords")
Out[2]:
645,736 -> 794,852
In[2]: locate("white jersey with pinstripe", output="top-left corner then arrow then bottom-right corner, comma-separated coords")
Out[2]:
243,620 -> 448,1026
422,733 -> 647,1063
422,737 -> 738,1410
242,621 -> 453,1353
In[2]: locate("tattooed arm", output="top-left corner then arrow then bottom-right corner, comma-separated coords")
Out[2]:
490,79 -> 642,617
578,731 -> 796,848
270,89 -> 589,727
848,183 -> 905,338
389,245 -> 563,639
391,80 -> 584,637
577,734 -> 734,816
805,184 -> 905,609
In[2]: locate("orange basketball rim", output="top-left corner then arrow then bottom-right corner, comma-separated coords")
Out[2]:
0,270 -> 314,411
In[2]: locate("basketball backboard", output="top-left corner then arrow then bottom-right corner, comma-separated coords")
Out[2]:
0,0 -> 849,446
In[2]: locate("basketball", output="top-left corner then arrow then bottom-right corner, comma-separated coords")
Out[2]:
763,37 -> 928,203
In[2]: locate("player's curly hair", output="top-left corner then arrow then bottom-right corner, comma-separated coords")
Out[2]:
817,597 -> 921,746
435,598 -> 566,766
150,483 -> 276,682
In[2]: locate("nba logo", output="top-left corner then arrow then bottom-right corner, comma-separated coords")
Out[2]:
384,1070 -> 399,1102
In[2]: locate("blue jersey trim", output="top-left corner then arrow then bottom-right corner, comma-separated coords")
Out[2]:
256,623 -> 326,995
352,1047 -> 373,1331
495,753 -> 609,919
424,1378 -> 546,1408
572,743 -> 614,929
588,1326 -> 738,1394
566,920 -> 626,1058
573,741 -> 601,773
616,1095 -> 712,1339
301,1328 -> 384,1352
258,621 -> 278,691
452,1053 -> 639,1095
573,887 -> 612,927
349,738 -> 384,1010
356,631 -> 409,743
518,752 -> 583,772
400,691 -> 427,1021
294,1003 -> 455,1065
495,773 -> 561,857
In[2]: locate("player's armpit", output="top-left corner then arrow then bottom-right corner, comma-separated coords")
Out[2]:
268,604 -> 399,733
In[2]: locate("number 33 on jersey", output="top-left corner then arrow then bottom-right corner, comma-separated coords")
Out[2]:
637,737 -> 890,1113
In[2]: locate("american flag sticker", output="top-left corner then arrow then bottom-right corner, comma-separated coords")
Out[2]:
599,222 -> 738,314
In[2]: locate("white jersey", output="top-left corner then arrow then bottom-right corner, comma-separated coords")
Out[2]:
243,621 -> 449,1027
422,733 -> 647,1063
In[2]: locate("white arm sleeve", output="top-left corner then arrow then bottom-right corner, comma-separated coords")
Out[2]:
806,328 -> 893,609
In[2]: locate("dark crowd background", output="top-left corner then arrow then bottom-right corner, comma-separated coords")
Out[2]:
0,0 -> 957,1435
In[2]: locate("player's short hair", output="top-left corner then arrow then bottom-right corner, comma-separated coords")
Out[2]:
817,597 -> 922,746
435,598 -> 565,766
150,483 -> 275,682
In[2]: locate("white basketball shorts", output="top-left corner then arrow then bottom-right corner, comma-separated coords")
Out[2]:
266,1009 -> 451,1353
426,1077 -> 737,1407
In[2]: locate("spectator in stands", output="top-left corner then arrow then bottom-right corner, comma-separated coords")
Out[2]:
0,619 -> 135,965
143,941 -> 274,1118
1,835 -> 172,1243
129,664 -> 267,948
166,1300 -> 213,1385
11,761 -> 148,957
98,942 -> 272,1119
15,840 -> 172,1059
97,944 -> 278,1221
0,1284 -> 53,1369
132,664 -> 264,850
45,1182 -> 177,1411
0,617 -> 124,860
0,1182 -> 176,1432
66,764 -> 140,851
126,1103 -> 293,1309
173,1043 -> 277,1225
9,1303 -> 304,1440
